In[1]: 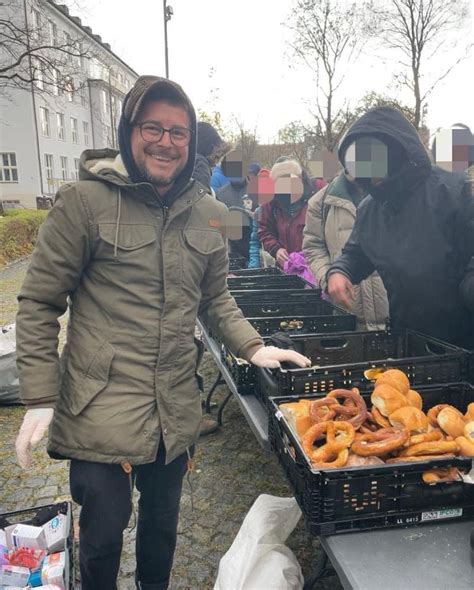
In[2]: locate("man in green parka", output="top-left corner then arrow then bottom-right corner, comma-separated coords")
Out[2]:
14,76 -> 309,590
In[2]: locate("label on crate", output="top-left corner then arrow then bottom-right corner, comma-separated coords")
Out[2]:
421,507 -> 463,522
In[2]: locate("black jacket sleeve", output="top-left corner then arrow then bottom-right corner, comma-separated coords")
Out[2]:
327,221 -> 375,285
192,153 -> 211,190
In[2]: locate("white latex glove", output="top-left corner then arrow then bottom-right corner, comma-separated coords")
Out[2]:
15,408 -> 54,468
249,346 -> 311,369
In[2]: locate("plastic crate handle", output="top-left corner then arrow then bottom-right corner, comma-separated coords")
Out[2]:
261,306 -> 281,314
424,341 -> 450,355
317,337 -> 349,350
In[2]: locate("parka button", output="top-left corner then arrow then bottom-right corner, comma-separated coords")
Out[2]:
163,427 -> 168,435
143,430 -> 148,436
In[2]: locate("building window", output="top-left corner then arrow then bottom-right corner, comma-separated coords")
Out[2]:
39,107 -> 50,137
48,20 -> 58,45
36,62 -> 44,90
0,153 -> 18,182
71,117 -> 78,143
83,121 -> 89,145
52,68 -> 60,96
73,158 -> 80,180
44,153 -> 54,181
101,89 -> 110,115
56,113 -> 65,140
79,85 -> 87,107
31,8 -> 41,37
60,156 -> 68,181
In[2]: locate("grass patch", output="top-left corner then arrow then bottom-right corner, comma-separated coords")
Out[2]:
0,209 -> 49,267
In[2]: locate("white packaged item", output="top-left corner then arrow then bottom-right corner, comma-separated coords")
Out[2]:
0,564 -> 30,587
11,524 -> 46,550
41,551 -> 67,590
42,514 -> 68,553
0,529 -> 6,547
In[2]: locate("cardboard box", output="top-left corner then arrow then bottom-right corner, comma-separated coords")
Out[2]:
10,524 -> 46,550
42,514 -> 68,553
41,551 -> 67,590
0,564 -> 30,586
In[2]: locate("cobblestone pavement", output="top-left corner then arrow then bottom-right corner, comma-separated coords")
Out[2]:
0,260 -> 343,589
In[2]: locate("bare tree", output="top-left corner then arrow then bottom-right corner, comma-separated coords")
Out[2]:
287,0 -> 368,152
368,0 -> 472,129
231,118 -> 258,165
0,0 -> 95,97
277,121 -> 309,165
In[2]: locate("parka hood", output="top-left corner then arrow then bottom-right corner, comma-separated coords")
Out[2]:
338,106 -> 432,203
117,75 -> 197,204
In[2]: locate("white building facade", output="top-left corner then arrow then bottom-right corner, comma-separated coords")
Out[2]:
0,0 -> 138,208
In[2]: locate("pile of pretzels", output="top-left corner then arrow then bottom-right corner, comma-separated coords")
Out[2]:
279,369 -> 474,475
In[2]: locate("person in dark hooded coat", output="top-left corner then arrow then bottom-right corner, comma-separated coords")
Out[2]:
327,106 -> 474,348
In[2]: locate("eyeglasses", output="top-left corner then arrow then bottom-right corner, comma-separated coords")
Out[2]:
135,121 -> 192,147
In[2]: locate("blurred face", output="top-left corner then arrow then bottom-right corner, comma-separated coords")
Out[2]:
131,100 -> 190,192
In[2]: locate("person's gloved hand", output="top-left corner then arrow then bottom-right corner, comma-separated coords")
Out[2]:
327,272 -> 355,310
250,346 -> 311,369
15,408 -> 54,468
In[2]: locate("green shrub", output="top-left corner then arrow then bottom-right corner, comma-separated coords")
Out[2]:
0,209 -> 49,266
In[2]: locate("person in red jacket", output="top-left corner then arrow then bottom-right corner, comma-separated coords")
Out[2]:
256,159 -> 313,267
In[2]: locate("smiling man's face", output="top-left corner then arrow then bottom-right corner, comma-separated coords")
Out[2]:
131,99 -> 190,193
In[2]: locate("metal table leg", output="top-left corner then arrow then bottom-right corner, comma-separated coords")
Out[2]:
303,550 -> 328,589
217,391 -> 233,426
205,370 -> 226,413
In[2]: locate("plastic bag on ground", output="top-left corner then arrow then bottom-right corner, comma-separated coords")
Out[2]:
214,494 -> 304,590
0,323 -> 20,405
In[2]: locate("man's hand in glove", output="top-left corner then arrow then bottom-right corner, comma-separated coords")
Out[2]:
15,408 -> 54,468
250,346 -> 311,369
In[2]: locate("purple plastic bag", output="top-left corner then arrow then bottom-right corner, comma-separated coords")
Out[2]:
283,252 -> 318,287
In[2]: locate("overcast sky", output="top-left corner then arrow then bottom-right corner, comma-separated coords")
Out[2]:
69,0 -> 473,142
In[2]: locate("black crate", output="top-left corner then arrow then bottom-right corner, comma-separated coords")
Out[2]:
236,290 -> 328,316
258,330 -> 471,402
228,267 -> 282,277
221,345 -> 259,395
231,289 -> 321,304
245,302 -> 356,336
227,274 -> 308,290
269,384 -> 474,536
228,253 -> 246,271
0,501 -> 74,589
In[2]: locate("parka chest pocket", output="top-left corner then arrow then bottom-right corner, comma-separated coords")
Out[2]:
97,223 -> 157,261
183,228 -> 225,277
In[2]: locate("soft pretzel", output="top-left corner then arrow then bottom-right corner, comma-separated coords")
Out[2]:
386,454 -> 456,464
351,427 -> 409,457
309,397 -> 340,423
400,440 -> 459,457
326,388 -> 368,429
464,403 -> 474,422
301,420 -> 355,467
422,467 -> 459,483
409,430 -> 443,446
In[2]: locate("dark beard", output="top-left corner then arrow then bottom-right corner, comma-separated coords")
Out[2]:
136,160 -> 184,187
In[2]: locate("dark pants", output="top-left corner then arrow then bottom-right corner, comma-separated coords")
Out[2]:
70,442 -> 189,590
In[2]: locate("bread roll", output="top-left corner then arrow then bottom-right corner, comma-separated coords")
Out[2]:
280,401 -> 313,438
389,406 -> 429,433
464,420 -> 474,441
437,406 -> 465,438
375,369 -> 410,396
371,384 -> 408,417
455,436 -> 474,456
464,403 -> 474,422
406,389 -> 422,410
